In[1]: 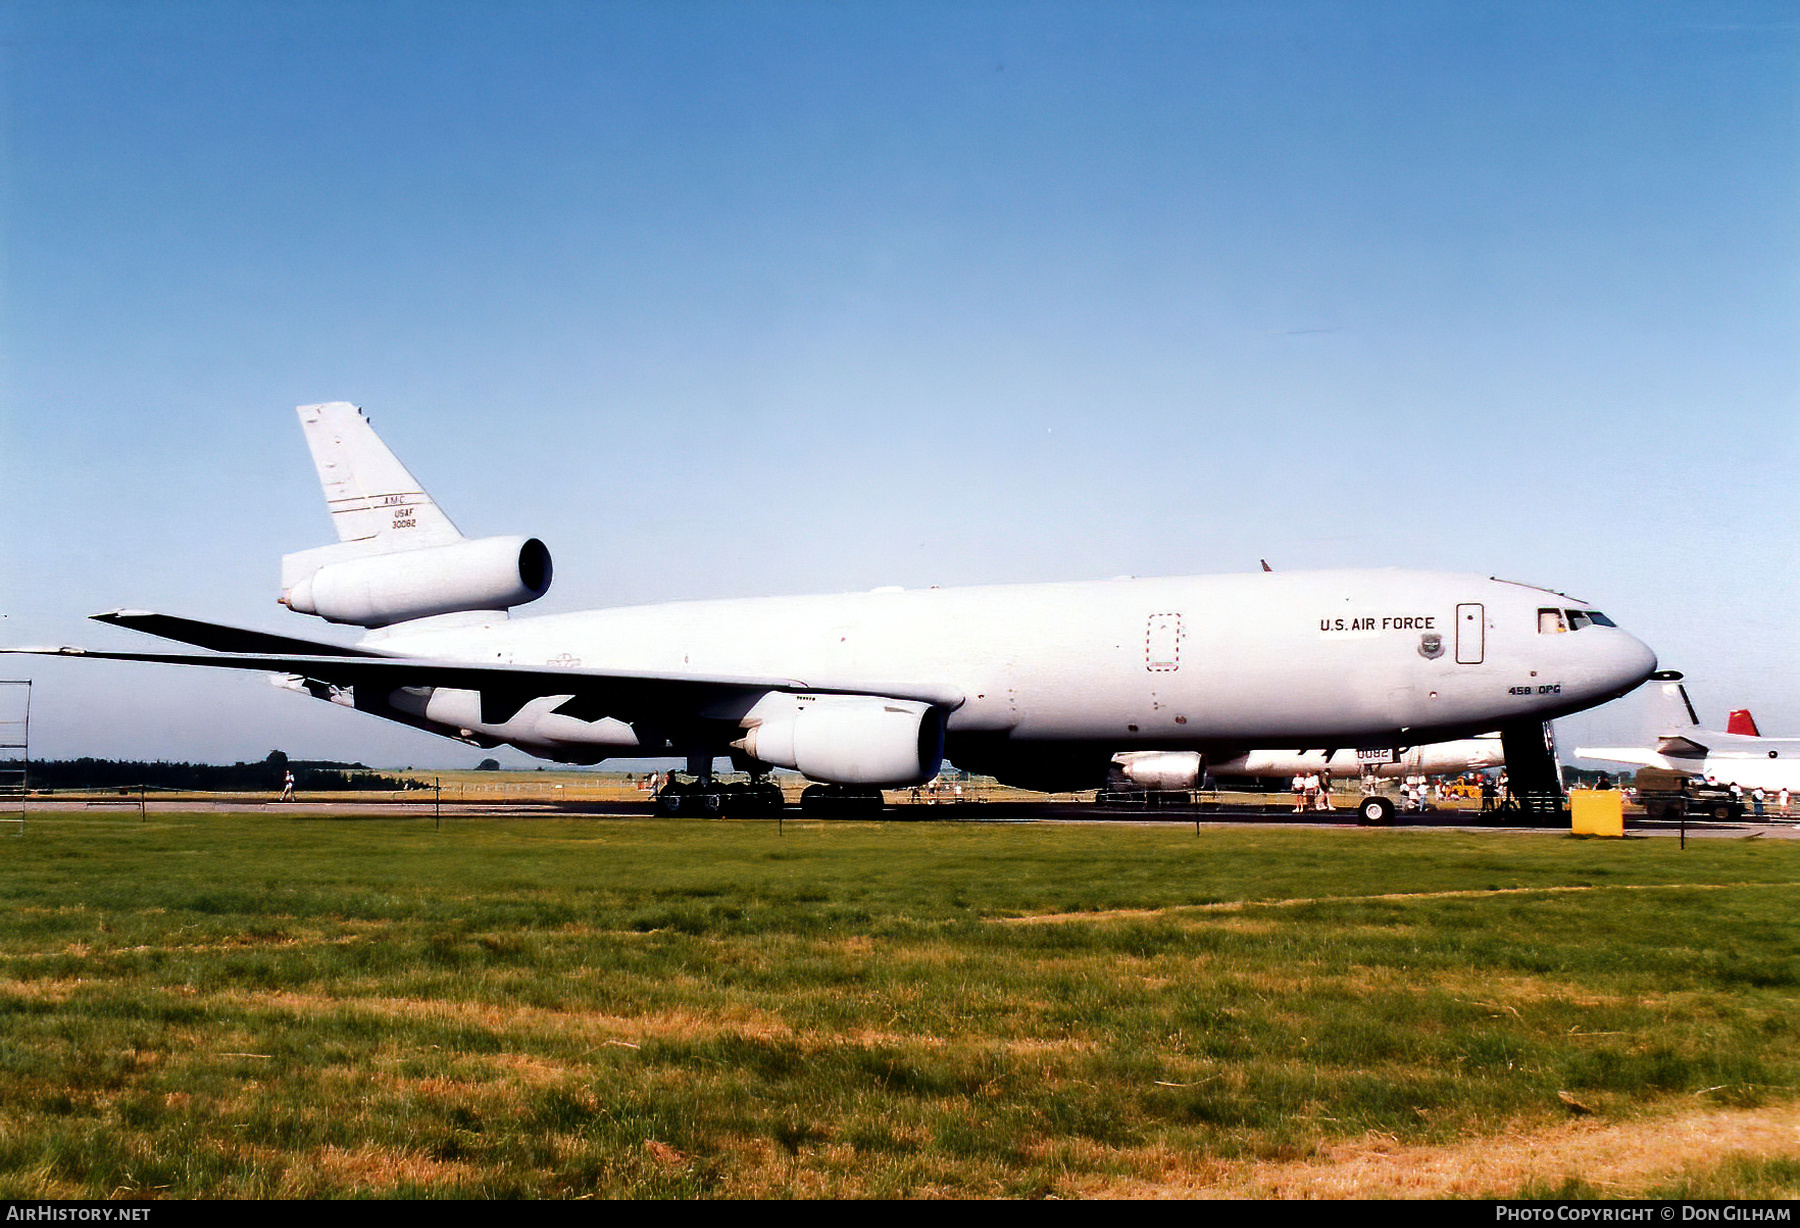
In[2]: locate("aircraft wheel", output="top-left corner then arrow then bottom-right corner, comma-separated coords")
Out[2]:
656,789 -> 684,817
700,791 -> 724,817
1357,796 -> 1395,826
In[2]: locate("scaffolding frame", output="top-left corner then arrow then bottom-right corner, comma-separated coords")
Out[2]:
0,680 -> 28,834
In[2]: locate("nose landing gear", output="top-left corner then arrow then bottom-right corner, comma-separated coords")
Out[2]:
1497,720 -> 1566,823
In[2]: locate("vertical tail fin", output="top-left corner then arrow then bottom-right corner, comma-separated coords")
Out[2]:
1648,672 -> 1701,734
282,403 -> 468,600
296,403 -> 462,549
1727,709 -> 1762,737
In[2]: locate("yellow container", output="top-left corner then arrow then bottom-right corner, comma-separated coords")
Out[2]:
1569,789 -> 1624,837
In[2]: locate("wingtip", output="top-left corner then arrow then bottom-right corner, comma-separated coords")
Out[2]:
91,609 -> 148,623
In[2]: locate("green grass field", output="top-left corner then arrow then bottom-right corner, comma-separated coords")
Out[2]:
0,812 -> 1795,1198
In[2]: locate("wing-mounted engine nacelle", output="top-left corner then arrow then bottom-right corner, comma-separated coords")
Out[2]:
732,693 -> 946,786
280,535 -> 553,628
1112,750 -> 1203,790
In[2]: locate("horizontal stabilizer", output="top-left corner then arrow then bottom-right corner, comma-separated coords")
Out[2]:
91,611 -> 385,658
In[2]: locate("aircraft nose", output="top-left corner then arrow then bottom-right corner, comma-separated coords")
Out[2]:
1594,629 -> 1658,699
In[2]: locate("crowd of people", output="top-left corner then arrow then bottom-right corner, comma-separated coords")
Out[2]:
1288,771 -> 1335,812
1289,770 -> 1511,814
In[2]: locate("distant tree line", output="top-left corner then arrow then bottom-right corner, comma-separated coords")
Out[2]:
1564,767 -> 1633,789
25,750 -> 412,793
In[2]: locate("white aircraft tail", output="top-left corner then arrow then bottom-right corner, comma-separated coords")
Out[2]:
1648,672 -> 1701,735
297,402 -> 463,550
1578,672 -> 1707,770
279,404 -> 552,627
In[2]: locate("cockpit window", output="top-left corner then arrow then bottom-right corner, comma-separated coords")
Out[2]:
1538,608 -> 1566,634
1561,609 -> 1616,631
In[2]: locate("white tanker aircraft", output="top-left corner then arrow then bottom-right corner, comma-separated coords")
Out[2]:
10,403 -> 1657,824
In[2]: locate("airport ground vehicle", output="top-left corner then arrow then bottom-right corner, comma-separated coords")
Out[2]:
1633,767 -> 1742,822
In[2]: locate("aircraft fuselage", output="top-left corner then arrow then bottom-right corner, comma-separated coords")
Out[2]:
371,568 -> 1654,787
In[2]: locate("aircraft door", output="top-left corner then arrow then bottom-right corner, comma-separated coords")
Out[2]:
1146,613 -> 1181,671
1455,603 -> 1484,664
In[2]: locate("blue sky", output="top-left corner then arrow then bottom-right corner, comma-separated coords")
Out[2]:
2,0 -> 1794,766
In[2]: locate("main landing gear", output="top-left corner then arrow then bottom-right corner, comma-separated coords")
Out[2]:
1356,795 -> 1397,826
654,776 -> 785,817
799,785 -> 887,817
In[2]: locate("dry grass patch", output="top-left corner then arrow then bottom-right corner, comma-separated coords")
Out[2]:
213,985 -> 798,1050
1087,1100 -> 1800,1199
294,1143 -> 482,1195
1002,879 -> 1800,926
0,978 -> 85,1003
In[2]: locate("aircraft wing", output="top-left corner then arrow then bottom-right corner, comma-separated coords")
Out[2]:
1575,746 -> 1674,769
0,644 -> 965,728
89,610 -> 389,657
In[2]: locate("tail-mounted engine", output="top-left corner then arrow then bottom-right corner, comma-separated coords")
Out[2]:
280,535 -> 552,628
